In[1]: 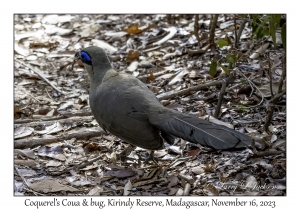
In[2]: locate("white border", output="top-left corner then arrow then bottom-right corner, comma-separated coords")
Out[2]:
5,1 -> 296,209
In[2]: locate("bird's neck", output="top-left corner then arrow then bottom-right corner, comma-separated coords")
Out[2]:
90,68 -> 117,92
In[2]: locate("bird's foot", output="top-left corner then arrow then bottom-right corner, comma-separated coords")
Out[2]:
145,151 -> 159,165
116,144 -> 136,162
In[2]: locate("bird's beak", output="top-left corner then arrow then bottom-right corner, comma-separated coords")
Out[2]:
72,52 -> 81,71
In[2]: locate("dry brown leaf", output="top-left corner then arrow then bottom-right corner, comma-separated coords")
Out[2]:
149,72 -> 155,81
29,177 -> 79,193
105,168 -> 137,178
168,188 -> 178,195
35,122 -> 63,135
14,126 -> 34,139
14,159 -> 40,168
188,149 -> 201,157
38,146 -> 66,161
124,24 -> 144,35
14,149 -> 35,159
167,175 -> 179,188
126,50 -> 140,62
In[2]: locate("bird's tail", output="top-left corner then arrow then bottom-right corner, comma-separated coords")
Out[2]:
151,111 -> 252,150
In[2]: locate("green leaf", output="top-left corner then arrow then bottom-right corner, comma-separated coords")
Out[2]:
251,15 -> 260,37
209,60 -> 218,77
237,104 -> 249,111
251,14 -> 258,26
256,26 -> 264,40
281,22 -> 286,53
252,24 -> 258,35
217,39 -> 229,48
269,14 -> 281,48
275,15 -> 281,25
219,64 -> 230,76
226,54 -> 237,65
262,16 -> 270,23
262,28 -> 270,36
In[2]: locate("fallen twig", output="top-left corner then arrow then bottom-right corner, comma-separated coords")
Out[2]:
183,183 -> 191,196
14,116 -> 66,124
235,68 -> 265,107
14,127 -> 104,149
178,173 -> 194,185
15,116 -> 94,128
137,69 -> 170,81
15,59 -> 67,95
14,110 -> 93,124
187,49 -> 207,56
58,109 -> 92,118
253,149 -> 284,157
14,166 -> 30,188
157,75 -> 235,100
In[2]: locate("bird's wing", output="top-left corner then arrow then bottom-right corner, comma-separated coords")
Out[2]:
90,74 -> 164,150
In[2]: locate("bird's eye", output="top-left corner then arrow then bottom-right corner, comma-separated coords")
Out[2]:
80,51 -> 92,64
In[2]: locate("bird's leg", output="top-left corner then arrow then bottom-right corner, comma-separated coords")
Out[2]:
116,144 -> 136,162
146,150 -> 158,165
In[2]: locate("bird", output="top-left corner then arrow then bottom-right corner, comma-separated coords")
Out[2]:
73,46 -> 252,158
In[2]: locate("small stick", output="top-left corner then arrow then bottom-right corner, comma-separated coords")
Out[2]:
15,59 -> 67,95
214,79 -> 227,118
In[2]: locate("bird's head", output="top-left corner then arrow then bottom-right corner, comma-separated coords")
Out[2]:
72,46 -> 112,82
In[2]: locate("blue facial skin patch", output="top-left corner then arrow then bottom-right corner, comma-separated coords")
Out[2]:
80,51 -> 92,64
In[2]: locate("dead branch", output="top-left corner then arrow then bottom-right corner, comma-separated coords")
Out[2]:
15,59 -> 67,95
270,90 -> 286,104
14,166 -> 30,188
194,14 -> 201,46
234,17 -> 238,47
253,149 -> 284,157
14,127 -> 104,149
15,116 -> 94,128
14,116 -> 66,124
278,56 -> 286,93
214,80 -> 227,118
58,109 -> 92,118
209,14 -> 219,47
263,56 -> 286,131
268,59 -> 274,97
187,49 -> 207,56
15,110 -> 93,124
157,75 -> 235,100
235,17 -> 247,47
137,69 -> 170,81
235,68 -> 265,107
263,90 -> 286,132
178,173 -> 194,185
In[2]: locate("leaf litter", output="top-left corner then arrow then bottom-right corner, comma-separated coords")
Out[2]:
14,14 -> 285,196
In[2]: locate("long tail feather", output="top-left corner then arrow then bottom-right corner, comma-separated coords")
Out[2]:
154,113 -> 252,150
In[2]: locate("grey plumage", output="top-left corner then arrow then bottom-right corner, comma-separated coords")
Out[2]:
74,46 -> 252,151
